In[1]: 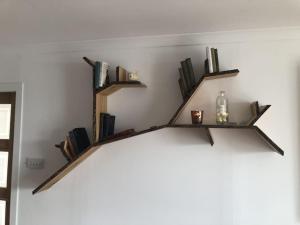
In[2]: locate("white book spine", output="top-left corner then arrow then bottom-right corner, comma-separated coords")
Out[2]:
206,47 -> 213,73
100,62 -> 109,87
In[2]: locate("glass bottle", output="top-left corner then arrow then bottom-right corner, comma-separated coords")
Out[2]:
216,91 -> 228,124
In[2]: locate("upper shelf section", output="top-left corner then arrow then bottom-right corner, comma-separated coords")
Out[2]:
169,69 -> 239,125
96,81 -> 147,96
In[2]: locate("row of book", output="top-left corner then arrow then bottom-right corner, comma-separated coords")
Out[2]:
178,58 -> 196,99
205,47 -> 219,73
56,128 -> 91,162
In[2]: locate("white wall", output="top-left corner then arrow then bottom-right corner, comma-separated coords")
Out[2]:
0,28 -> 300,225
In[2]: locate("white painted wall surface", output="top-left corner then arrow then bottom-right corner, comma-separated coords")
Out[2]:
0,28 -> 299,225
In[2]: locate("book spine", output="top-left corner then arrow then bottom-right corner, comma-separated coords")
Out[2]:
94,62 -> 101,89
214,48 -> 219,72
178,68 -> 188,96
100,62 -> 109,87
178,78 -> 186,99
68,131 -> 79,155
186,58 -> 196,87
211,48 -> 216,73
99,113 -> 106,141
204,59 -> 209,74
206,47 -> 213,73
108,115 -> 115,137
180,60 -> 191,90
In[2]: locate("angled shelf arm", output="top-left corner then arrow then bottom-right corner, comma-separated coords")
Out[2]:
253,126 -> 284,156
169,69 -> 239,125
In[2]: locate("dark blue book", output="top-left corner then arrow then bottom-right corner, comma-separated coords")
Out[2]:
94,61 -> 101,89
99,113 -> 110,141
108,115 -> 115,137
73,128 -> 90,154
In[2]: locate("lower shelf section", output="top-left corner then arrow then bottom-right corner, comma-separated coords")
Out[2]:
32,123 -> 284,195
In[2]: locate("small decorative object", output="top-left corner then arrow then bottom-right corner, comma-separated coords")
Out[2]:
128,71 -> 139,81
216,91 -> 229,124
191,110 -> 204,124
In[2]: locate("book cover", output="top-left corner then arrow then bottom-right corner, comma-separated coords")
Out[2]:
214,48 -> 219,72
178,78 -> 186,99
185,58 -> 196,87
211,48 -> 216,72
68,131 -> 80,155
73,128 -> 90,154
66,136 -> 76,158
108,115 -> 115,137
180,60 -> 191,90
178,68 -> 188,96
204,59 -> 209,74
94,61 -> 101,89
99,113 -> 111,141
206,47 -> 213,73
100,62 -> 109,87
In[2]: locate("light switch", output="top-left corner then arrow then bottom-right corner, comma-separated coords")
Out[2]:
25,158 -> 45,169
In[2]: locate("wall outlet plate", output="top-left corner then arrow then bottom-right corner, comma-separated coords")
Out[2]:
25,158 -> 45,169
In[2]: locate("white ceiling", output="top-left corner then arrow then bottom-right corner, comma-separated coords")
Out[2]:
1,0 -> 300,44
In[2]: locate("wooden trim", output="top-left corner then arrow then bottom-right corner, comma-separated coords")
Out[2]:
0,92 -> 16,225
253,126 -> 284,156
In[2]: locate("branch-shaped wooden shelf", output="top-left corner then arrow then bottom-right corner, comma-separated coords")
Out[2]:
32,59 -> 284,195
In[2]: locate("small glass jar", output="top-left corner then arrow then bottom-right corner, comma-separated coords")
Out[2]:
216,91 -> 228,124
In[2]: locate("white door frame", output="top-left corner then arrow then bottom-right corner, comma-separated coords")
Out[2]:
0,82 -> 23,225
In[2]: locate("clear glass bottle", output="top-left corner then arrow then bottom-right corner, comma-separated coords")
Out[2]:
216,91 -> 228,124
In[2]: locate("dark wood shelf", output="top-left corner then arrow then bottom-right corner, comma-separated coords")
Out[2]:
169,69 -> 239,125
95,81 -> 146,96
33,63 -> 284,195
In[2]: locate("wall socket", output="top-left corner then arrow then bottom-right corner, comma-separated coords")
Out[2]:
25,158 -> 45,169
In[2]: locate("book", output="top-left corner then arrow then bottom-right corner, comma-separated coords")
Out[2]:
206,47 -> 213,73
94,61 -> 101,89
211,48 -> 217,72
68,131 -> 80,154
204,59 -> 209,74
99,113 -> 115,141
178,68 -> 188,96
178,78 -> 186,99
107,115 -> 115,137
214,48 -> 219,72
116,66 -> 128,81
66,136 -> 76,158
100,62 -> 109,87
73,128 -> 91,154
180,60 -> 191,90
185,58 -> 196,87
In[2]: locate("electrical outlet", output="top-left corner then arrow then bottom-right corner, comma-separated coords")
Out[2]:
25,158 -> 45,170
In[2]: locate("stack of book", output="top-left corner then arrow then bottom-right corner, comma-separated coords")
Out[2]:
55,128 -> 91,162
205,47 -> 219,74
94,61 -> 109,89
99,113 -> 115,141
178,58 -> 196,99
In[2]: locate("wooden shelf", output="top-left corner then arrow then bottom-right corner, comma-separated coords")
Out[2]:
169,69 -> 239,125
32,125 -> 167,195
32,62 -> 284,195
95,81 -> 146,96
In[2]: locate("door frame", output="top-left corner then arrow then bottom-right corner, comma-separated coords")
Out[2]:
0,83 -> 23,225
